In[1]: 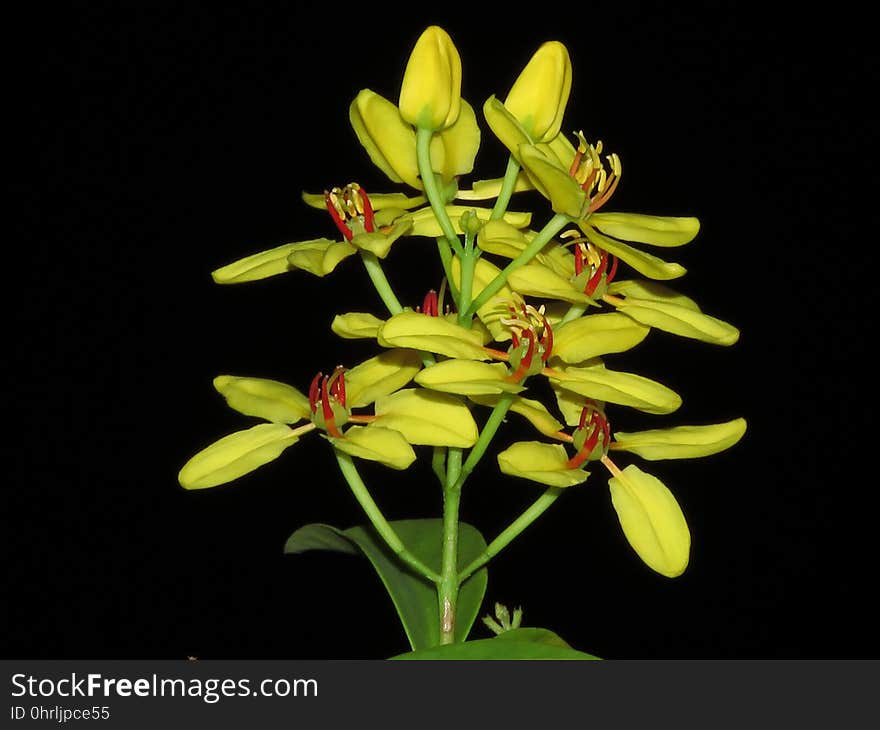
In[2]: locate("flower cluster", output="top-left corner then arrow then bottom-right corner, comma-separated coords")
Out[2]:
180,26 -> 745,580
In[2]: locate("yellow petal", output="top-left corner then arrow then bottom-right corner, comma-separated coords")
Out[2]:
581,226 -> 686,280
399,26 -> 462,130
213,375 -> 310,424
301,190 -> 426,211
211,238 -> 345,284
436,98 -> 480,181
508,261 -> 594,304
613,418 -> 747,460
287,240 -> 358,276
590,213 -> 700,247
456,173 -> 534,200
550,364 -> 682,415
552,313 -> 650,363
406,205 -> 531,237
344,349 -> 423,408
608,464 -> 690,577
497,441 -> 588,488
415,360 -> 524,395
503,41 -> 572,142
373,389 -> 478,447
378,311 -> 490,360
470,394 -> 564,437
614,297 -> 740,346
330,426 -> 416,470
608,279 -> 700,311
331,312 -> 386,340
178,424 -> 298,490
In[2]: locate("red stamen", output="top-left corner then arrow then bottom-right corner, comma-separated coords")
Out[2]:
568,148 -> 584,177
359,187 -> 375,233
510,330 -> 520,348
308,372 -> 323,414
506,329 -> 536,383
320,375 -> 343,438
607,255 -> 619,284
585,250 -> 609,297
328,366 -> 346,408
325,191 -> 353,241
422,290 -> 439,317
574,243 -> 584,276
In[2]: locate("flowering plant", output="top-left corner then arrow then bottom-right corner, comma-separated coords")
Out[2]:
179,26 -> 745,659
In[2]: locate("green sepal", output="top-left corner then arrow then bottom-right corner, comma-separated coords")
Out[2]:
552,312 -> 650,363
497,440 -> 589,488
608,464 -> 690,578
613,418 -> 747,460
550,363 -> 682,414
213,375 -> 310,424
590,213 -> 700,246
373,388 -> 479,447
378,311 -> 490,360
344,349 -> 423,408
211,238 -> 347,283
178,423 -> 298,490
519,144 -> 587,217
415,360 -> 524,396
329,426 -> 416,470
284,519 -> 489,650
331,312 -> 386,340
581,226 -> 686,280
350,217 -> 412,259
613,296 -> 740,346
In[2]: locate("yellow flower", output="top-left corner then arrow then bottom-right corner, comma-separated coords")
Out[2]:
503,41 -> 572,143
398,26 -> 462,131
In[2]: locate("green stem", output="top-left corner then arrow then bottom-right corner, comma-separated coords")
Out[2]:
560,302 -> 587,325
438,447 -> 463,644
334,450 -> 440,584
416,127 -> 463,258
435,237 -> 458,301
466,212 -> 570,319
457,393 -> 515,487
490,155 -> 522,220
457,487 -> 563,583
457,251 -> 476,328
432,446 -> 447,485
359,251 -> 403,315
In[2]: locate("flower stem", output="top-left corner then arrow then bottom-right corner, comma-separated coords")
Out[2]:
416,127 -> 463,258
466,212 -> 570,319
490,155 -> 521,220
560,302 -> 587,325
457,393 -> 515,486
438,447 -> 463,644
334,449 -> 440,583
359,251 -> 403,315
432,446 -> 447,485
457,487 -> 563,583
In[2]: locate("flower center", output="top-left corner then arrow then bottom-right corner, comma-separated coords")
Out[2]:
308,366 -> 349,438
561,232 -> 619,298
324,183 -> 375,241
567,132 -> 621,214
501,300 -> 553,382
566,402 -> 610,469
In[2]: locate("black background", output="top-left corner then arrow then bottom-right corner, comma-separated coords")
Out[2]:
9,3 -> 874,659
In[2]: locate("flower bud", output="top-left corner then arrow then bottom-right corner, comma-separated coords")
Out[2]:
399,26 -> 462,130
504,41 -> 572,142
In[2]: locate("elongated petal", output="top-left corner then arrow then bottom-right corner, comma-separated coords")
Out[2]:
211,238 -> 343,284
436,98 -> 480,181
519,144 -> 586,217
590,213 -> 700,247
213,375 -> 310,424
407,205 -> 531,237
608,464 -> 690,577
399,26 -> 462,130
178,423 -> 298,490
608,279 -> 700,311
552,313 -> 650,364
287,240 -> 358,276
379,311 -> 490,360
504,41 -> 572,142
350,89 -> 444,189
582,226 -> 686,280
330,426 -> 416,470
477,219 -> 529,258
301,190 -> 426,211
373,389 -> 478,447
344,349 -> 423,408
483,95 -> 533,159
456,173 -> 534,200
508,261 -> 594,304
550,364 -> 682,414
613,418 -> 747,460
497,441 -> 589,488
415,360 -> 524,395
615,297 -> 740,346
550,380 -> 595,427
470,394 -> 564,437
331,312 -> 386,339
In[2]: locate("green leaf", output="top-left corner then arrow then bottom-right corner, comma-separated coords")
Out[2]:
285,519 -> 489,651
390,628 -> 599,659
